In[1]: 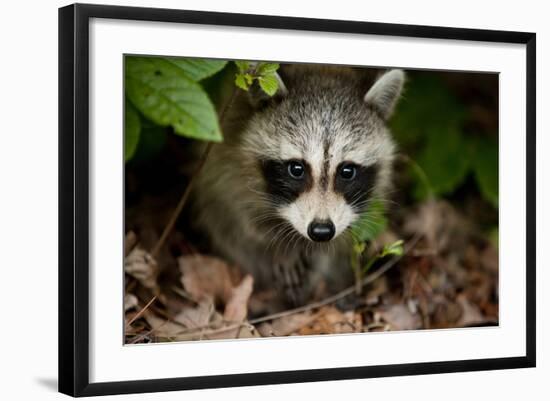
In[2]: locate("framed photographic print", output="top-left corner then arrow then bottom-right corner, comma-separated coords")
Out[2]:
58,3 -> 536,397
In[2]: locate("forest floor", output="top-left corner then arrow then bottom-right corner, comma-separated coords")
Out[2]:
124,194 -> 498,344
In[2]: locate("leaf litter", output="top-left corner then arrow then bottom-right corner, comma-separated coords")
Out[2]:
124,199 -> 498,343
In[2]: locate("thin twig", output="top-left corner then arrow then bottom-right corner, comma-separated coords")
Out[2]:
249,233 -> 421,326
159,233 -> 422,339
150,142 -> 214,258
129,318 -> 168,344
125,295 -> 157,327
150,88 -> 239,258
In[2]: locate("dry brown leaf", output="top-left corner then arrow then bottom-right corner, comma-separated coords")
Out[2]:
298,307 -> 362,335
173,301 -> 214,329
124,247 -> 159,291
403,200 -> 470,253
124,294 -> 138,312
480,244 -> 499,273
179,254 -> 233,303
375,304 -> 422,331
142,311 -> 221,342
456,294 -> 485,326
124,231 -> 138,257
224,275 -> 254,322
344,311 -> 363,333
234,326 -> 261,339
256,322 -> 276,337
209,275 -> 255,339
143,312 -> 186,339
259,312 -> 317,337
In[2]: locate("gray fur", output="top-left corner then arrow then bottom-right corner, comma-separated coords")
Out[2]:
364,69 -> 405,120
191,65 -> 404,306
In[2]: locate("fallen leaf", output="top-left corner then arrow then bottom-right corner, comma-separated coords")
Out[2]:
124,247 -> 159,291
208,275 -> 255,339
179,254 -> 233,303
124,231 -> 138,257
403,200 -> 470,253
298,307 -> 362,335
456,294 -> 485,326
256,322 -> 276,337
173,301 -> 214,329
124,294 -> 138,312
375,304 -> 422,330
234,325 -> 261,339
224,275 -> 254,322
142,312 -> 186,340
260,312 -> 317,337
480,244 -> 499,273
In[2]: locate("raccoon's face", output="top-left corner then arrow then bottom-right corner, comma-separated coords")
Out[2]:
243,67 -> 404,243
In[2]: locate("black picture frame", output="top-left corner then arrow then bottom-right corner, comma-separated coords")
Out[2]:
59,3 -> 536,397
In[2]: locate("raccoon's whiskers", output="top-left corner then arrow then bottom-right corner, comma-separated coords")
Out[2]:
266,222 -> 294,253
264,220 -> 292,245
272,227 -> 293,256
248,211 -> 280,225
278,225 -> 299,256
282,230 -> 298,256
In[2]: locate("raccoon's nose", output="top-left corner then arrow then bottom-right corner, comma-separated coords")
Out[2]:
307,220 -> 335,242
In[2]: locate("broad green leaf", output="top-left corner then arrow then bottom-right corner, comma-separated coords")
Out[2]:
234,60 -> 251,73
235,74 -> 250,91
125,57 -> 222,142
415,125 -> 470,198
390,72 -> 498,209
166,58 -> 227,81
391,75 -> 466,148
473,136 -> 499,207
350,199 -> 388,242
258,74 -> 279,96
125,100 -> 140,162
256,63 -> 280,76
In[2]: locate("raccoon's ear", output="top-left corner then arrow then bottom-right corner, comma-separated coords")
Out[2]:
364,69 -> 405,120
248,72 -> 288,108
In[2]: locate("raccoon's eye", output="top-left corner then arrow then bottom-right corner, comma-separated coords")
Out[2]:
339,164 -> 357,180
287,161 -> 305,179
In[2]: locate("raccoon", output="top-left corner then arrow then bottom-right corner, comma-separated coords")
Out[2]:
192,64 -> 404,307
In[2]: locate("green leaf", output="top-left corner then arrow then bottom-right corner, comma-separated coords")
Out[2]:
125,56 -> 222,142
390,74 -> 470,199
235,73 -> 250,91
125,100 -> 140,162
414,125 -> 470,198
391,74 -> 466,148
256,63 -> 280,76
244,74 -> 254,85
258,74 -> 279,96
390,72 -> 498,208
234,60 -> 251,73
350,199 -> 388,242
473,136 -> 499,207
362,239 -> 404,273
166,58 -> 227,81
380,240 -> 404,258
